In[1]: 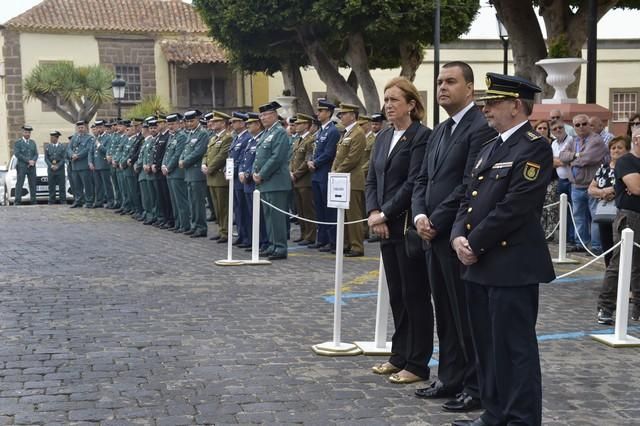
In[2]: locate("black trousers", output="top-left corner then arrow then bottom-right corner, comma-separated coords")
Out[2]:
47,170 -> 65,203
427,238 -> 478,397
465,281 -> 541,426
154,175 -> 173,224
381,241 -> 433,378
598,222 -> 614,267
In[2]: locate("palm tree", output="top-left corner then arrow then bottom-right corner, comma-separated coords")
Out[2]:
23,62 -> 114,124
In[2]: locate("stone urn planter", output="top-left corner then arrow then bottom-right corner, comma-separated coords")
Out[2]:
275,95 -> 297,119
535,57 -> 586,104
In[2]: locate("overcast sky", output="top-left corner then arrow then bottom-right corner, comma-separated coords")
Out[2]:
1,0 -> 639,39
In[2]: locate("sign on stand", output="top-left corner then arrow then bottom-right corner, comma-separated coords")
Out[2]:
327,173 -> 350,209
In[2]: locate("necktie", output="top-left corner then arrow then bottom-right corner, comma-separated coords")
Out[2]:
488,136 -> 504,160
433,118 -> 454,164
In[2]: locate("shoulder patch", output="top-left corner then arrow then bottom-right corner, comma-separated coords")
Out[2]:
526,131 -> 542,141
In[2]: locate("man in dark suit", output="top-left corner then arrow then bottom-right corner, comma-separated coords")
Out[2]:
412,62 -> 496,412
450,73 -> 555,426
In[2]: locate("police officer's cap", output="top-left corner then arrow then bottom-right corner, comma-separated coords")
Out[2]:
156,114 -> 167,123
131,118 -> 144,125
478,72 -> 542,101
94,120 -> 105,126
371,113 -> 385,122
230,111 -> 247,122
166,113 -> 183,123
184,110 -> 202,120
142,123 -> 149,129
144,115 -> 157,123
50,130 -> 61,137
148,119 -> 158,127
295,113 -> 313,124
317,99 -> 336,111
104,122 -> 113,128
22,125 -> 33,131
75,120 -> 87,126
245,112 -> 260,123
210,111 -> 231,122
203,112 -> 214,121
199,118 -> 207,125
121,119 -> 132,127
258,101 -> 281,113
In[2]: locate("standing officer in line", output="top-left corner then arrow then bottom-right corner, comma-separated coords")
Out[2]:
92,120 -> 115,208
203,111 -> 232,242
162,113 -> 189,233
135,121 -> 154,223
290,113 -> 317,246
113,120 -> 131,213
126,118 -> 145,218
412,62 -> 495,412
107,120 -> 124,209
307,99 -> 340,251
359,115 -> 375,241
151,115 -> 173,228
68,120 -> 95,208
254,101 -> 292,260
44,130 -> 66,204
450,73 -> 555,426
180,110 -> 210,238
13,125 -> 39,205
229,112 -> 252,247
332,103 -> 366,257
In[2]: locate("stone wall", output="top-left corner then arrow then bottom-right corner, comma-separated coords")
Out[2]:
2,29 -> 25,152
96,36 -> 156,119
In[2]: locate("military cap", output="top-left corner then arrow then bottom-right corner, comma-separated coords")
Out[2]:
478,72 -> 542,101
166,113 -> 182,123
156,114 -> 167,123
144,115 -> 157,123
210,111 -> 231,121
50,130 -> 61,137
94,120 -> 105,126
288,117 -> 297,125
142,122 -> 149,129
121,119 -> 132,127
131,117 -> 144,125
203,112 -> 214,122
258,101 -> 282,113
199,118 -> 207,125
22,125 -> 33,131
245,112 -> 260,123
230,111 -> 247,122
371,113 -> 385,122
148,119 -> 158,127
76,120 -> 87,126
317,99 -> 336,111
295,113 -> 313,124
184,110 -> 202,120
104,121 -> 113,128
336,103 -> 359,115
357,115 -> 371,126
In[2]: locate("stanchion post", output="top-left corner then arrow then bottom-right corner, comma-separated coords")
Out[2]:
591,228 -> 640,347
241,189 -> 270,265
553,193 -> 578,264
215,159 -> 243,266
354,254 -> 392,355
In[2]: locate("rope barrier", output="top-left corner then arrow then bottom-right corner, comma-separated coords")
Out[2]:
635,242 -> 640,249
260,198 -> 368,225
567,203 -> 599,258
554,241 -> 622,281
545,221 -> 560,240
543,201 -> 560,209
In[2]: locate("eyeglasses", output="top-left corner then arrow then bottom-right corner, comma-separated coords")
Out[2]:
550,116 -> 560,120
574,122 -> 589,127
551,126 -> 563,131
630,121 -> 640,126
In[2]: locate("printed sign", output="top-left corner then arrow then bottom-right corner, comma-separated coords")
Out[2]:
327,172 -> 350,209
225,158 -> 234,180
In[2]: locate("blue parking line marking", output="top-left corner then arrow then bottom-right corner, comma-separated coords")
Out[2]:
550,274 -> 602,284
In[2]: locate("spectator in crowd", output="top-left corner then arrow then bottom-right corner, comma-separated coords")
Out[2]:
596,128 -> 640,325
551,119 -> 576,248
534,120 -> 552,143
588,136 -> 629,267
560,114 -> 608,253
627,113 -> 640,139
589,116 -> 615,147
549,108 -> 576,137
536,119 -> 558,240
366,77 -> 433,384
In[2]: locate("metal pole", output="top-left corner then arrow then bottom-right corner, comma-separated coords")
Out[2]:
117,99 -> 121,121
332,207 -> 345,346
226,169 -> 234,261
614,228 -> 634,341
586,0 -> 597,103
503,40 -> 509,75
252,189 -> 261,262
558,193 -> 567,261
374,255 -> 390,348
433,0 -> 440,125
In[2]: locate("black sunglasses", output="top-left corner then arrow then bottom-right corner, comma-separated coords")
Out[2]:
574,122 -> 589,128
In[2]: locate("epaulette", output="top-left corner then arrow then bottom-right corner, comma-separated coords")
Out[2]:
482,135 -> 500,147
526,131 -> 542,141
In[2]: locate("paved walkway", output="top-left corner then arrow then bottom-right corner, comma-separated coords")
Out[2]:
0,205 -> 637,425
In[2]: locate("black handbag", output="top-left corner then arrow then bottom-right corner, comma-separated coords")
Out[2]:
404,211 -> 424,259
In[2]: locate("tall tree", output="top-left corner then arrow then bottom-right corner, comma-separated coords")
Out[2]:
23,62 -> 114,124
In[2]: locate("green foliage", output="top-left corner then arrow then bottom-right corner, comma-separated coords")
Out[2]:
547,34 -> 573,58
125,95 -> 170,120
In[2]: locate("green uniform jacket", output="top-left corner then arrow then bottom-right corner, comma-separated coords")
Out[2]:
67,133 -> 94,171
254,122 -> 292,193
107,132 -> 123,161
14,138 -> 38,168
204,129 -> 232,187
136,136 -> 154,181
163,130 -> 187,180
180,125 -> 209,182
331,124 -> 366,191
93,133 -> 111,170
44,143 -> 65,175
290,132 -> 314,188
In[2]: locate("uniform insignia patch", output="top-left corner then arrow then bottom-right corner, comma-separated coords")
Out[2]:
523,161 -> 540,181
526,131 -> 541,141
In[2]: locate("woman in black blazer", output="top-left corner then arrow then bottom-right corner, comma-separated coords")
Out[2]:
365,77 -> 433,384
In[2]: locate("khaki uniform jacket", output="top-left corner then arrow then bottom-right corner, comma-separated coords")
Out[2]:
204,130 -> 232,187
331,124 -> 366,191
362,131 -> 376,178
290,132 -> 315,188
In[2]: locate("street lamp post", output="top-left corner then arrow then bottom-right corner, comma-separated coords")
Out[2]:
111,75 -> 126,120
496,14 -> 509,75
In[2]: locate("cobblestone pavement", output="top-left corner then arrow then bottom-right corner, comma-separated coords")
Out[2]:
0,205 -> 638,425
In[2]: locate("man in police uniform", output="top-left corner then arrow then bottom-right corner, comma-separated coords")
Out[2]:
68,120 -> 95,208
13,125 -> 39,205
162,113 -> 189,232
229,112 -> 252,247
290,113 -> 317,245
135,120 -> 155,223
203,111 -> 232,242
107,120 -> 125,209
253,101 -> 292,260
44,130 -> 66,204
92,120 -> 115,208
180,110 -> 209,238
450,73 -> 555,426
332,103 -> 366,257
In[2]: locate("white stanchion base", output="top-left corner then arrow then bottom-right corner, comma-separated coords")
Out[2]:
552,257 -> 580,264
241,260 -> 272,266
353,341 -> 392,355
590,334 -> 640,347
311,341 -> 362,356
214,259 -> 245,266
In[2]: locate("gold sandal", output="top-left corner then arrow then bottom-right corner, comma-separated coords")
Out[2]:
388,370 -> 425,384
371,362 -> 401,375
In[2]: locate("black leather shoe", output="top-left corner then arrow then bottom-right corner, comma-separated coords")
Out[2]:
237,243 -> 251,249
307,243 -> 323,249
70,203 -> 82,208
113,208 -> 123,213
83,204 -> 94,208
217,237 -> 228,244
166,226 -> 175,231
293,237 -> 304,243
259,249 -> 273,257
184,229 -> 195,235
209,235 -> 221,241
190,232 -> 207,238
451,417 -> 489,426
345,250 -> 364,257
232,239 -> 242,246
143,220 -> 154,225
442,393 -> 482,412
415,380 -> 456,399
268,253 -> 287,260
297,240 -> 313,246
318,245 -> 335,253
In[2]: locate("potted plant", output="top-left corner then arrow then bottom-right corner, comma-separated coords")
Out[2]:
276,89 -> 297,118
535,34 -> 586,104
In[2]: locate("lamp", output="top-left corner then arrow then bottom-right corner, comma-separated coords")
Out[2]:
111,75 -> 126,120
496,14 -> 509,75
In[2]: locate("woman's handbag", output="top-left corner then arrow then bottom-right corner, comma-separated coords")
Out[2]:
593,199 -> 617,224
404,212 -> 424,259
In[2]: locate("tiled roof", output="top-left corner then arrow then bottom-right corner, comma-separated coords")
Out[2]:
160,38 -> 228,64
4,0 -> 209,34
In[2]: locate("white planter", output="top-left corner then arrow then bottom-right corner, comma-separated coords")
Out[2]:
535,57 -> 586,104
275,95 -> 297,119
